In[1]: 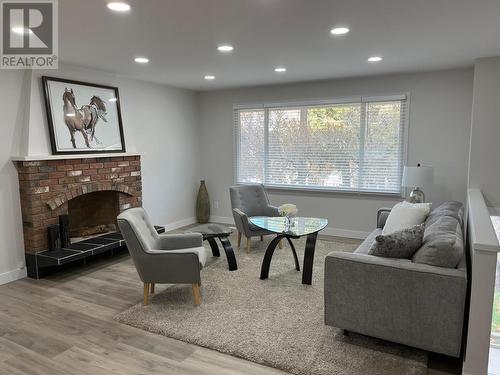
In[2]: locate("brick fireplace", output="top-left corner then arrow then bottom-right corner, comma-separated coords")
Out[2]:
14,154 -> 143,277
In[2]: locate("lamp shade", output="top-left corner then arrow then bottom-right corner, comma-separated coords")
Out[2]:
402,166 -> 434,187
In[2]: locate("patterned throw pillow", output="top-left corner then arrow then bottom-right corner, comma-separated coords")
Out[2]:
369,224 -> 425,259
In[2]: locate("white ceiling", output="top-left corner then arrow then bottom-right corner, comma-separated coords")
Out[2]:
59,0 -> 500,91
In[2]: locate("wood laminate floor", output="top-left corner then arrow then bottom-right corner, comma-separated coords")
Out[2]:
0,239 -> 460,375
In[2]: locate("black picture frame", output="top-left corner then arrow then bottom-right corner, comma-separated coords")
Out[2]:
42,76 -> 126,155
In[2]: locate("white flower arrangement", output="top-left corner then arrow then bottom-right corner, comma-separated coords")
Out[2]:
278,204 -> 298,218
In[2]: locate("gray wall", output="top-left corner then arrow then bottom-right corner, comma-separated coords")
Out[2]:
199,68 -> 473,237
0,63 -> 201,282
468,57 -> 500,207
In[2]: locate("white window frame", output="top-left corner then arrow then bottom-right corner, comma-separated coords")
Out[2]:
233,93 -> 410,197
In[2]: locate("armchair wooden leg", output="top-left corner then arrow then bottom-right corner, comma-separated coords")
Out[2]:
192,283 -> 202,306
237,231 -> 242,248
143,283 -> 150,306
260,235 -> 264,241
246,237 -> 251,253
150,283 -> 155,294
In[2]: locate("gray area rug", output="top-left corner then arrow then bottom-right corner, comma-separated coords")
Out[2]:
115,234 -> 428,375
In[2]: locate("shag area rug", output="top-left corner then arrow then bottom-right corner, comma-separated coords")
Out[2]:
114,234 -> 428,375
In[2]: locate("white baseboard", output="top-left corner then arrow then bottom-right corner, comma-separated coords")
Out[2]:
0,267 -> 27,285
162,216 -> 197,232
210,215 -> 369,240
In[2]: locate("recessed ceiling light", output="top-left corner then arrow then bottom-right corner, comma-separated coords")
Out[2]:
217,44 -> 234,53
330,27 -> 350,35
109,98 -> 118,102
107,2 -> 130,12
134,57 -> 149,64
368,56 -> 382,62
204,75 -> 215,80
12,26 -> 32,35
274,67 -> 287,73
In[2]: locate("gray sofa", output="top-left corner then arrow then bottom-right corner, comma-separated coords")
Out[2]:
324,201 -> 467,357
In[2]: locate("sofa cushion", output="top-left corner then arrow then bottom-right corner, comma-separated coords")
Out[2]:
412,202 -> 464,268
383,201 -> 431,234
369,224 -> 425,259
425,201 -> 464,227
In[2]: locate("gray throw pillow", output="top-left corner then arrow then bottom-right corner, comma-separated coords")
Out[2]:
369,224 -> 425,259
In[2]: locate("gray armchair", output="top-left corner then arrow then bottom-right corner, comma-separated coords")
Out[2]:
117,207 -> 207,306
229,184 -> 282,253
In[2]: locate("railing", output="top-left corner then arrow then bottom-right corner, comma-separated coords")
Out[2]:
463,188 -> 500,375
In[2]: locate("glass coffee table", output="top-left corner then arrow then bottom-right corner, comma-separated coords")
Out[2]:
186,223 -> 237,271
249,216 -> 328,284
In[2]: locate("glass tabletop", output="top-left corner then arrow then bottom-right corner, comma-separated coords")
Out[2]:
187,223 -> 232,236
250,216 -> 328,237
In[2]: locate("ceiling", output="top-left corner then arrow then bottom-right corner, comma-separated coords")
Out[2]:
59,0 -> 500,91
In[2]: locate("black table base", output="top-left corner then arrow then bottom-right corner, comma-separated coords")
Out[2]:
260,232 -> 318,285
206,236 -> 238,271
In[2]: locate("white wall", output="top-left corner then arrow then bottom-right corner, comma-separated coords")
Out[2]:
199,68 -> 474,237
468,57 -> 500,207
0,63 -> 201,283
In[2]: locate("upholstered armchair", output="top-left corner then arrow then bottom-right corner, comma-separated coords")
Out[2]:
229,184 -> 282,253
117,207 -> 207,306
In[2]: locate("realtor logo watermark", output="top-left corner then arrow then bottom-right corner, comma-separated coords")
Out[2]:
1,0 -> 58,69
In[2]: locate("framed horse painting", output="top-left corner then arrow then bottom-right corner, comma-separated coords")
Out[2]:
42,76 -> 126,154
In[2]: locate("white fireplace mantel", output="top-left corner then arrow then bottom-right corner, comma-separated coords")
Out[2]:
11,152 -> 142,162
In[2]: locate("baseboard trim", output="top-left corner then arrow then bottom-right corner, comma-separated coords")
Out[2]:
210,216 -> 369,240
163,217 -> 197,232
0,267 -> 27,285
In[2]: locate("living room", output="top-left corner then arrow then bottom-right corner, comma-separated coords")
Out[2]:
0,1 -> 499,374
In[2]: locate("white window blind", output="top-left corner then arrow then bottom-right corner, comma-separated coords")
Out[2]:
234,95 -> 408,195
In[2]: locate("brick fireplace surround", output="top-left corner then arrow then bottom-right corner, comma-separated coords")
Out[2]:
14,154 -> 142,277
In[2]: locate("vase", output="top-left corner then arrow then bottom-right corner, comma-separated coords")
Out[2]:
196,180 -> 210,223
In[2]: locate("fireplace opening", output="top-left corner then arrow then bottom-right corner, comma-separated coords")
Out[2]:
68,191 -> 120,240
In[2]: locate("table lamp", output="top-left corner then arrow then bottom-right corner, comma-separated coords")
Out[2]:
402,164 -> 434,203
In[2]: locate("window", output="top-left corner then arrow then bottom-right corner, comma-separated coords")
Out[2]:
234,95 -> 408,195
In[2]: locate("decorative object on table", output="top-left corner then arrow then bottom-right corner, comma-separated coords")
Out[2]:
382,201 -> 431,234
229,184 -> 282,253
250,216 -> 328,285
402,164 -> 434,203
278,204 -> 298,228
42,76 -> 125,154
196,180 -> 210,223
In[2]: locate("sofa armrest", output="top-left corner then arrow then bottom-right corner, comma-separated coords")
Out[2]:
377,208 -> 392,229
324,251 -> 467,357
